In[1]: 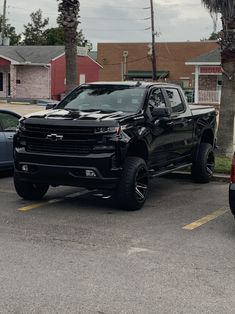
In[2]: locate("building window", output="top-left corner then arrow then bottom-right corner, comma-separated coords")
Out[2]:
0,73 -> 3,91
180,77 -> 190,89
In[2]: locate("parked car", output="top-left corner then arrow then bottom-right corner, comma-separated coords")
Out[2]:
229,153 -> 235,218
0,109 -> 21,170
14,82 -> 217,210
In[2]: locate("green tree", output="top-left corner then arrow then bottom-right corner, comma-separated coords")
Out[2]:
0,15 -> 21,45
57,0 -> 80,93
202,0 -> 235,156
43,27 -> 64,45
43,26 -> 91,48
23,9 -> 49,45
208,31 -> 220,40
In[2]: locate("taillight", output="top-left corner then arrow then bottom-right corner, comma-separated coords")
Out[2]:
230,154 -> 235,182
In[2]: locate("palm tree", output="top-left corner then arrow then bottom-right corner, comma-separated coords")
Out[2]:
57,0 -> 80,93
202,0 -> 235,156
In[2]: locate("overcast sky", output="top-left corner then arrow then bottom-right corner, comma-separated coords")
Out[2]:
5,0 -> 221,48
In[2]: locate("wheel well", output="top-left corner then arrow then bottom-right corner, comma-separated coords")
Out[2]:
200,129 -> 214,146
126,141 -> 148,163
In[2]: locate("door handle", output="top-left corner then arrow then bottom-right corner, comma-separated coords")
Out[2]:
8,135 -> 14,140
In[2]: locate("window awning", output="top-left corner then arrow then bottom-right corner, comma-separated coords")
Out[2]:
126,70 -> 169,79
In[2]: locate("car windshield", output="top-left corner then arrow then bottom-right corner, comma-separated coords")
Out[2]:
57,85 -> 146,113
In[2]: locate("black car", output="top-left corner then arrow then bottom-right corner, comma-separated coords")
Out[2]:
0,109 -> 21,170
229,153 -> 235,217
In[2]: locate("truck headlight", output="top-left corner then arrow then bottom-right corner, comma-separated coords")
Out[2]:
17,119 -> 26,132
95,126 -> 121,134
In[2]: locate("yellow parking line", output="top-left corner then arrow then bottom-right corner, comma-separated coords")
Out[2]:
17,190 -> 90,212
182,208 -> 229,230
18,201 -> 49,212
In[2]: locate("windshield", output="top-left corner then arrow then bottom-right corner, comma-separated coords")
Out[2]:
57,86 -> 146,113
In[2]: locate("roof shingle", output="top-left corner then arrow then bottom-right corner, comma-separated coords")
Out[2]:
187,49 -> 221,64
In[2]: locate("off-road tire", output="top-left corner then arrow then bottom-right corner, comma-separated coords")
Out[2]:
14,172 -> 49,200
115,157 -> 149,210
191,143 -> 214,183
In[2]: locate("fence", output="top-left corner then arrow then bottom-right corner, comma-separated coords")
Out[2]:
198,90 -> 221,104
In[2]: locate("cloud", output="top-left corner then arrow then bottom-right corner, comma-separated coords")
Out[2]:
6,0 -> 221,48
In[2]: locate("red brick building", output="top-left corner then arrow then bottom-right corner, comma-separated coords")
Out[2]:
97,41 -> 218,88
0,46 -> 102,101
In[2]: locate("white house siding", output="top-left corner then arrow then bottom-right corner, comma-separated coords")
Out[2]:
16,65 -> 51,99
10,65 -> 17,98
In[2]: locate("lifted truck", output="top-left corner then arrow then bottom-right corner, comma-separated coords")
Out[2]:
14,82 -> 217,210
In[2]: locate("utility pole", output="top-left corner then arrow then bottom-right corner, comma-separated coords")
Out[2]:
150,0 -> 157,80
1,0 -> 7,45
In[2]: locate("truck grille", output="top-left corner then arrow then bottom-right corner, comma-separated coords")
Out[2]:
21,123 -> 99,155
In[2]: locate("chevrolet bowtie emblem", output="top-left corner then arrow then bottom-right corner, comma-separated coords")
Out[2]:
46,134 -> 63,141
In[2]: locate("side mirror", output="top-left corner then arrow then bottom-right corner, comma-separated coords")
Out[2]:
152,107 -> 171,118
46,103 -> 57,110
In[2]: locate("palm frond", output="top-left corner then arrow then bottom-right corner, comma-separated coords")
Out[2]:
201,0 -> 235,20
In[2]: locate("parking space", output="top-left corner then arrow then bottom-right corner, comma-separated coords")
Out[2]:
0,173 -> 234,313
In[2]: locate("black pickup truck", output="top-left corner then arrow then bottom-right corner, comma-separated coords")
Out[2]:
13,82 -> 217,210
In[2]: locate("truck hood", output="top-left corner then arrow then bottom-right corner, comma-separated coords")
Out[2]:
24,109 -> 135,122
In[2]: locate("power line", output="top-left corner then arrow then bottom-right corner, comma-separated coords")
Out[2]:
8,4 -> 145,11
80,16 -> 150,21
83,28 -> 149,32
8,5 -> 150,20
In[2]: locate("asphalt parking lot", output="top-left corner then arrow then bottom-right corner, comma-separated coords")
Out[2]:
0,173 -> 234,314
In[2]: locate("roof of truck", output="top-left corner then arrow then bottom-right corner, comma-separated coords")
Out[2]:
87,81 -> 180,89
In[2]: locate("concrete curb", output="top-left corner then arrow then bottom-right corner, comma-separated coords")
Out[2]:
171,171 -> 230,183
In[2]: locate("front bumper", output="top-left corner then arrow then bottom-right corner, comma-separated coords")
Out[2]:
14,148 -> 122,190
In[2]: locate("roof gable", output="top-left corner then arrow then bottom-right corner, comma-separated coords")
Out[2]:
0,46 -> 66,64
0,46 -> 100,66
186,49 -> 221,64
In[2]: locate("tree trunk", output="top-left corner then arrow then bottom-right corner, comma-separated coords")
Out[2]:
216,17 -> 235,157
216,67 -> 235,157
64,28 -> 77,93
57,0 -> 80,94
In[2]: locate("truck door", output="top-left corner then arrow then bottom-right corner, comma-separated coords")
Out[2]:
146,87 -> 175,167
163,87 -> 194,162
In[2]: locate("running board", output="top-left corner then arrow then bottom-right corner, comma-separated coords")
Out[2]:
149,163 -> 192,178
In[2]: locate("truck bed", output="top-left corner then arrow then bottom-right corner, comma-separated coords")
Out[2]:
189,104 -> 216,116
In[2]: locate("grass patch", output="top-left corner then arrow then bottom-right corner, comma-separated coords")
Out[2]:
215,156 -> 231,174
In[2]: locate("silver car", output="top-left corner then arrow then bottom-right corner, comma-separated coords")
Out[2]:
0,109 -> 21,170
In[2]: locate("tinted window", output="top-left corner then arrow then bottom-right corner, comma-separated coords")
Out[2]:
165,88 -> 184,113
0,112 -> 19,132
149,88 -> 166,112
58,86 -> 146,113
